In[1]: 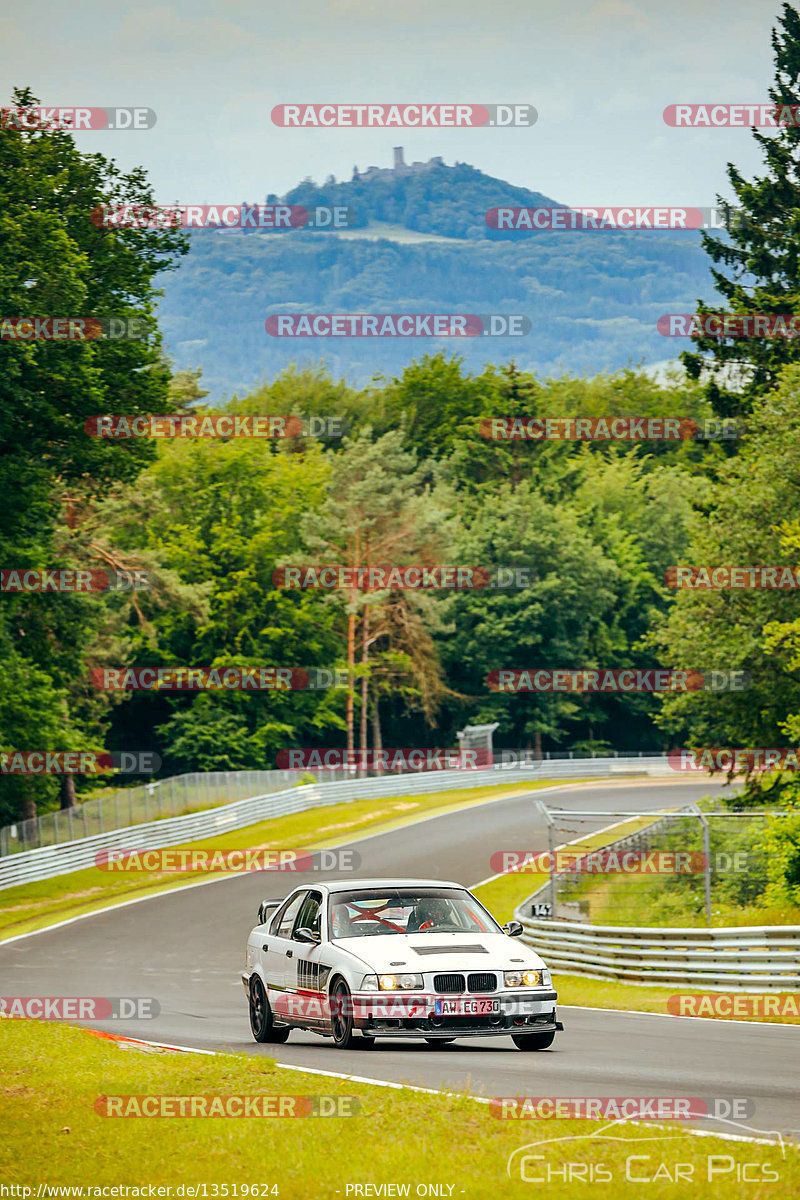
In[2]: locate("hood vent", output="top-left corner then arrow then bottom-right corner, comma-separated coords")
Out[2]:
413,943 -> 488,956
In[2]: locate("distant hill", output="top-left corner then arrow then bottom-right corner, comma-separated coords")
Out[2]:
282,155 -> 561,239
156,155 -> 720,399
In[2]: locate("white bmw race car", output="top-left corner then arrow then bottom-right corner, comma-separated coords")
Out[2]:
242,877 -> 562,1050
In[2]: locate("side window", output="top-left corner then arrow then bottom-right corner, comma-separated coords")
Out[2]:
293,891 -> 322,940
270,891 -> 307,938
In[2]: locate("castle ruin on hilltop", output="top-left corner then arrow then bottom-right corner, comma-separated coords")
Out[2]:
352,147 -> 445,182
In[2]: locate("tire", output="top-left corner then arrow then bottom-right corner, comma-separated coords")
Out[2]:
512,1030 -> 555,1051
425,1038 -> 456,1046
249,976 -> 291,1044
330,978 -> 358,1049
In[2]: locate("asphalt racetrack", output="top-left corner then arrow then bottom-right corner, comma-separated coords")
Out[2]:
2,778 -> 797,1141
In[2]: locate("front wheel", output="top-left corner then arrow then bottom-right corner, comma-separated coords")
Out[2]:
512,1030 -> 555,1051
330,979 -> 358,1049
249,976 -> 291,1044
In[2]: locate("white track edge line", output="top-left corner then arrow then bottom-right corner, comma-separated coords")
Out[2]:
96,1031 -> 794,1147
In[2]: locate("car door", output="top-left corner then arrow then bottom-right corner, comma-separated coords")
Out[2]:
288,890 -> 330,1030
260,889 -> 308,1014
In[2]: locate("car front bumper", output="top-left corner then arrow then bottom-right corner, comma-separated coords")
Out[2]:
354,988 -> 560,1038
242,973 -> 562,1038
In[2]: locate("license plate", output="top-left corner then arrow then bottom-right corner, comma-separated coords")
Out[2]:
434,997 -> 500,1016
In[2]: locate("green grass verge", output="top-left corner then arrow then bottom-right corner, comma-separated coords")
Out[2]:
562,862 -> 800,929
0,1022 -> 794,1197
0,779 -> 587,942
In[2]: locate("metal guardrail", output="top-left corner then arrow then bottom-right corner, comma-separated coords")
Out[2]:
0,755 -> 673,891
515,818 -> 800,993
0,750 -> 664,858
513,805 -> 800,990
515,915 -> 800,991
0,769 -> 345,857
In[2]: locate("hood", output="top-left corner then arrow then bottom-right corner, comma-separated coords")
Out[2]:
331,931 -> 546,974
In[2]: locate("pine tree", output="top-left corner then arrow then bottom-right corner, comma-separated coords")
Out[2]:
683,3 -> 800,416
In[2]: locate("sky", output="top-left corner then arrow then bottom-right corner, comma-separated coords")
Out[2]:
1,0 -> 788,207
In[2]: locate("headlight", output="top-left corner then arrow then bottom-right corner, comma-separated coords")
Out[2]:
542,968 -> 552,988
378,973 -> 424,991
361,974 -> 380,991
504,969 -> 544,987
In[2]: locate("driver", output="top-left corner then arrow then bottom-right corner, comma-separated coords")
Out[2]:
410,898 -> 453,932
331,903 -> 357,938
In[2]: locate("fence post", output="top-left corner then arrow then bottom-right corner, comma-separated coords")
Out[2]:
690,805 -> 712,926
548,821 -> 557,915
702,816 -> 712,925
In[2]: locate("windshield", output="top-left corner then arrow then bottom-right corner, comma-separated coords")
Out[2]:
328,887 -> 502,938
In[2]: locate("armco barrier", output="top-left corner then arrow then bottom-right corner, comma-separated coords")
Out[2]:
0,755 -> 672,891
514,914 -> 800,991
0,768 -> 344,856
0,752 -> 663,857
513,809 -> 800,991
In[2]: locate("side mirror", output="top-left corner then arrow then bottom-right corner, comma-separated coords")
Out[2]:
294,926 -> 321,944
503,920 -> 524,937
258,899 -> 281,926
